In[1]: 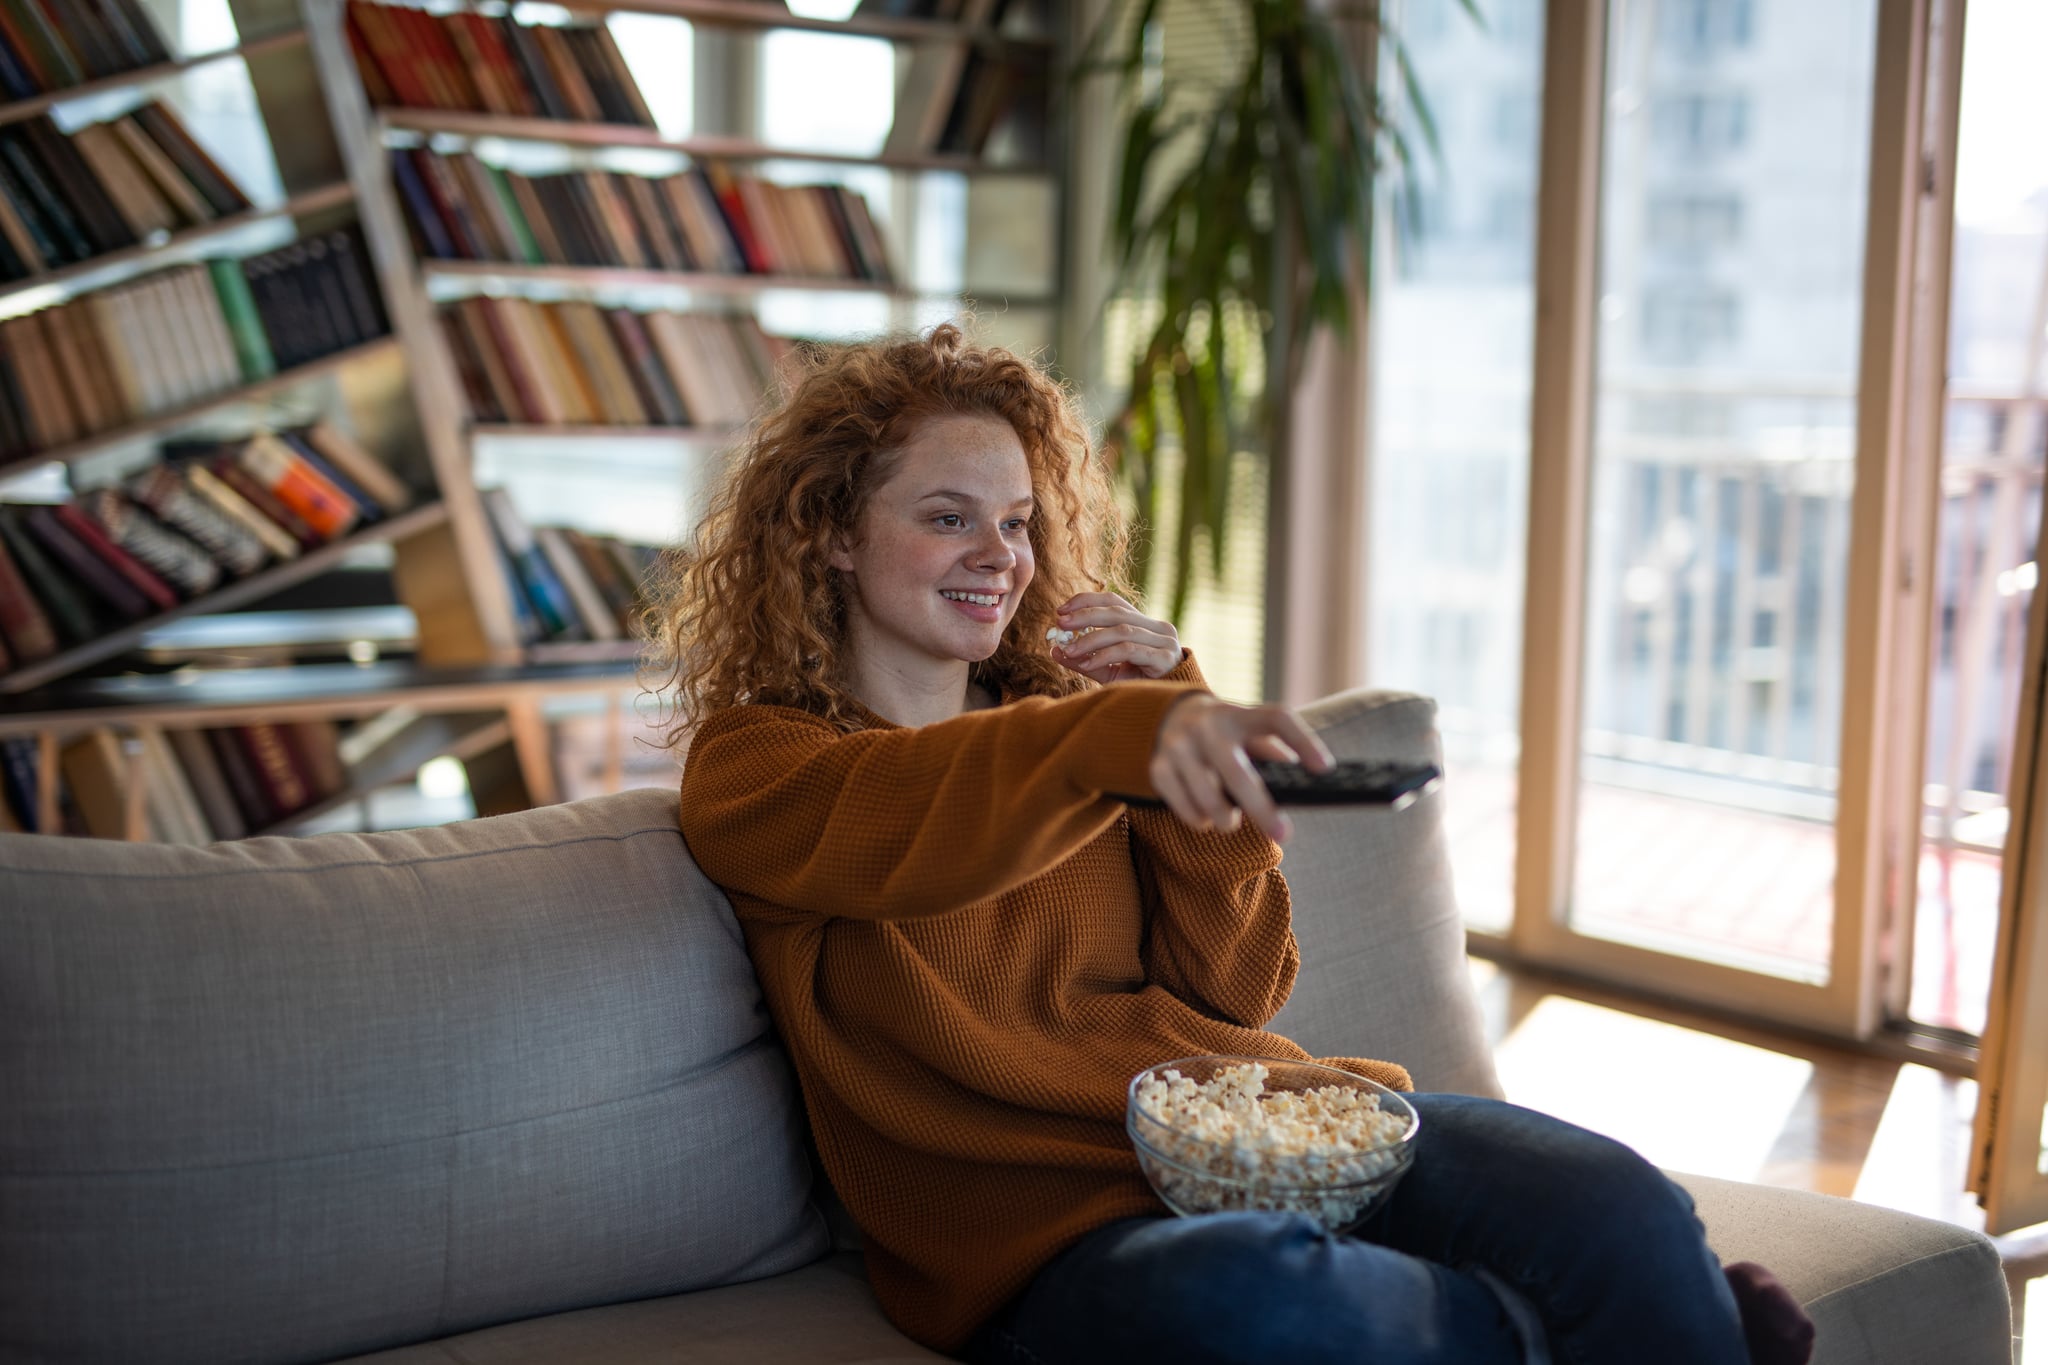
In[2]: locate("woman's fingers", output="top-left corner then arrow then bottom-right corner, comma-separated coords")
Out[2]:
1149,754 -> 1203,830
1056,624 -> 1174,660
1059,638 -> 1180,680
1176,755 -> 1239,833
1204,730 -> 1288,842
1242,734 -> 1300,764
1264,708 -> 1335,772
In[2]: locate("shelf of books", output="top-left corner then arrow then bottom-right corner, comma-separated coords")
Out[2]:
0,0 -> 635,841
0,0 -> 1066,842
0,661 -> 638,837
312,0 -> 1063,661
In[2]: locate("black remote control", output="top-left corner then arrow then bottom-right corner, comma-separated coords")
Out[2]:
1250,759 -> 1442,808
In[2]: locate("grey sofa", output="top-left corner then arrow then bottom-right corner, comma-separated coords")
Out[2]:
0,690 -> 2012,1365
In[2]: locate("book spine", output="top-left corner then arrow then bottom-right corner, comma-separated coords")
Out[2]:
52,499 -> 178,609
3,0 -> 81,88
461,296 -> 541,424
130,100 -> 249,217
481,486 -> 579,637
0,127 -> 88,264
135,724 -> 212,844
21,114 -> 134,255
0,503 -> 99,642
415,149 -> 490,259
0,520 -> 57,662
204,256 -> 276,381
79,487 -> 221,598
277,431 -> 382,523
437,310 -> 499,420
125,462 -> 268,576
300,421 -> 413,514
535,525 -> 619,640
497,15 -> 569,120
234,433 -> 361,541
235,722 -> 312,819
95,0 -> 168,66
504,169 -> 565,264
563,526 -> 639,630
604,307 -> 687,426
0,1 -> 56,93
207,455 -> 322,551
530,23 -> 601,121
24,501 -> 151,619
58,730 -> 128,840
0,734 -> 41,831
282,719 -> 347,802
585,23 -> 657,128
207,725 -> 277,827
693,165 -> 763,274
167,726 -> 246,840
390,147 -> 457,259
181,461 -> 301,560
299,234 -> 358,357
328,227 -> 389,342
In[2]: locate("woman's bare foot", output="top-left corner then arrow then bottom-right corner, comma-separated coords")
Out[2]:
1723,1261 -> 1815,1365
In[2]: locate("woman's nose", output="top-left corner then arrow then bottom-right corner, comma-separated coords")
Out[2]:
970,529 -> 1015,571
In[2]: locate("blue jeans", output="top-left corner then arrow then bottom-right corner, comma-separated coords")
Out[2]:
962,1094 -> 1749,1365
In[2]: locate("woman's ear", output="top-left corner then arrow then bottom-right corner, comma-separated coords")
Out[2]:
827,532 -> 854,574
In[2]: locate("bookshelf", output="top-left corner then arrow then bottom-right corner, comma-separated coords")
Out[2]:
306,0 -> 1064,664
0,0 -> 1066,842
0,28 -> 312,131
0,179 -> 355,306
379,109 -> 1050,176
0,333 -> 394,481
0,495 -> 443,693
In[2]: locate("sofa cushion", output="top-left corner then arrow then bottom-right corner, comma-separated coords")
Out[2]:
1271,690 -> 1505,1099
0,787 -> 829,1365
330,1253 -> 951,1365
1674,1172 -> 2013,1365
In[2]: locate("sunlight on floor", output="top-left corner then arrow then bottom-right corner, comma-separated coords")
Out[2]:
1491,994 -> 1815,1181
1853,1063 -> 1984,1229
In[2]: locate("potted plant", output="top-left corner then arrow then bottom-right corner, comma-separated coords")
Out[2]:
1080,0 -> 1471,620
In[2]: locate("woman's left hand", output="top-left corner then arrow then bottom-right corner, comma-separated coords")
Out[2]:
1052,592 -> 1182,682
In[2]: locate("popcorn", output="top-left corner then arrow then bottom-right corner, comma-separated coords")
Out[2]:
1046,626 -> 1077,646
1129,1062 -> 1410,1230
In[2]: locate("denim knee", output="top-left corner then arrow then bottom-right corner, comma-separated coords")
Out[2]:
1082,1212 -> 1341,1362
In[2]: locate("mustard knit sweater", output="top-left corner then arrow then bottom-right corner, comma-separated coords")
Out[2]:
677,653 -> 1411,1353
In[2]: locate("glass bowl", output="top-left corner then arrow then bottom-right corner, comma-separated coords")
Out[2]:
1125,1054 -> 1420,1234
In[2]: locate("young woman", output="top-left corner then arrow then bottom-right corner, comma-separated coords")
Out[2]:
658,325 -> 1814,1365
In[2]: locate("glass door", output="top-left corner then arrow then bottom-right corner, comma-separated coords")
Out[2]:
1510,0 -> 1939,1036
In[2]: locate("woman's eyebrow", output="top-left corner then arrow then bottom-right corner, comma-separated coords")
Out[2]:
915,490 -> 1036,509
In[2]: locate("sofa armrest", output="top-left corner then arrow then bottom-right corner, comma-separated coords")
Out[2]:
1673,1173 -> 2013,1365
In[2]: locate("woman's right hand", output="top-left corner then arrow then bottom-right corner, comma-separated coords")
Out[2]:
1150,694 -> 1335,844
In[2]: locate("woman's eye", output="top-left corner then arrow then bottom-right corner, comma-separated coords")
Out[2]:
935,514 -> 963,528
1004,519 -> 1029,532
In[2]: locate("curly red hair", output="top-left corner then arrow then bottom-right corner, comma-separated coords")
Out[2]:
642,323 -> 1133,743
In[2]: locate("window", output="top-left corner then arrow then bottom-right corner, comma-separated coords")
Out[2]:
1493,90 -> 1539,153
1651,93 -> 1750,158
1659,0 -> 1755,59
1640,286 -> 1742,362
1647,192 -> 1745,252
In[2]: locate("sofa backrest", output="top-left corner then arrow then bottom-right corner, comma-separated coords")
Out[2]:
1275,689 -> 1504,1100
0,688 -> 1499,1365
0,788 -> 828,1365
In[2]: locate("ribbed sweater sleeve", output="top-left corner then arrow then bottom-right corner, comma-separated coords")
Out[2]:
1126,653 -> 1299,1030
680,680 -> 1202,920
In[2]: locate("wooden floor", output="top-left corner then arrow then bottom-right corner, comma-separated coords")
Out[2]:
1470,954 -> 2045,1363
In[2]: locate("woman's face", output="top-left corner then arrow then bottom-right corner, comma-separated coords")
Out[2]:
830,412 -> 1036,678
